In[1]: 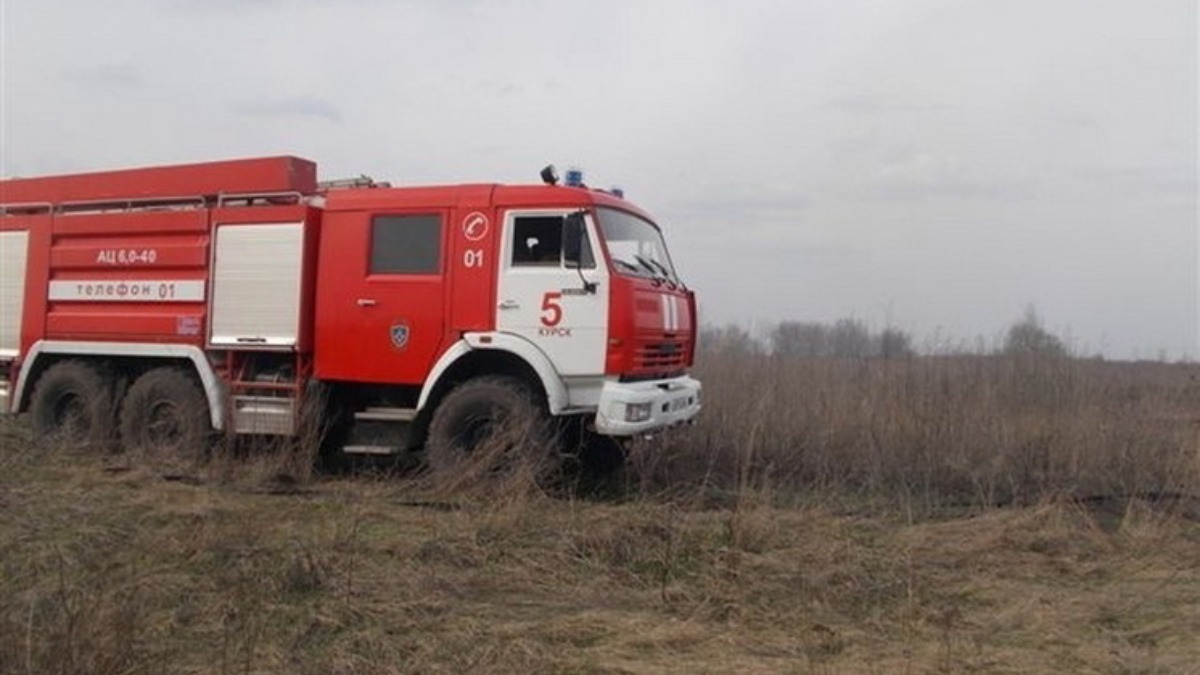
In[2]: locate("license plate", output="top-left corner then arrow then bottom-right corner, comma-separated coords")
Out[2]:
668,396 -> 690,412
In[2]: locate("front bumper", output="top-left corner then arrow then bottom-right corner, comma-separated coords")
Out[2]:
594,375 -> 702,436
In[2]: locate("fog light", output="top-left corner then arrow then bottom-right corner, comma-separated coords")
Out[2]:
625,402 -> 652,423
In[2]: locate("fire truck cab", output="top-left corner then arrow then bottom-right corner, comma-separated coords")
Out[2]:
0,156 -> 700,471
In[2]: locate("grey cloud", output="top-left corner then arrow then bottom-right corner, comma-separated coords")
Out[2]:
697,194 -> 811,217
826,136 -> 878,156
869,179 -> 1036,203
1053,112 -> 1099,127
664,191 -> 811,234
820,94 -> 950,115
475,82 -> 520,97
4,0 -> 1193,359
169,0 -> 381,6
686,236 -> 866,269
62,63 -> 145,88
861,146 -> 1038,203
674,185 -> 811,216
166,0 -> 472,10
232,97 -> 343,124
1068,165 -> 1195,194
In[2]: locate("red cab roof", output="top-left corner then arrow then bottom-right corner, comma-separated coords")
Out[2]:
0,156 -> 317,206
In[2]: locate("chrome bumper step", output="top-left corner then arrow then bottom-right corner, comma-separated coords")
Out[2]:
232,395 -> 296,435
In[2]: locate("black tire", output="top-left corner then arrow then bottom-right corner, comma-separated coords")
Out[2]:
28,360 -> 115,449
559,416 -> 627,495
425,376 -> 559,483
119,367 -> 212,460
580,431 -> 626,480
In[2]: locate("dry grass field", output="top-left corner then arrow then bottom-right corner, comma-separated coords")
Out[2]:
2,352 -> 1200,674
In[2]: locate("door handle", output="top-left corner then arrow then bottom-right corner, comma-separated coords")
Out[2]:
498,300 -> 519,310
356,298 -> 378,307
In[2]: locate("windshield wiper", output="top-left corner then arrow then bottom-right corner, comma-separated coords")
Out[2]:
613,259 -> 642,274
635,254 -> 676,289
647,257 -> 686,291
647,258 -> 680,289
614,257 -> 657,282
632,255 -> 665,286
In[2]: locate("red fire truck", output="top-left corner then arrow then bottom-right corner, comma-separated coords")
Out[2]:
0,156 -> 700,473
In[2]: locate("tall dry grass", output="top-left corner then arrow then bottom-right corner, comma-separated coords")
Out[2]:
2,352 -> 1200,673
633,350 -> 1200,514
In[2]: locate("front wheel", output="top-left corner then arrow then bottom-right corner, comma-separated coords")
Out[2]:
119,367 -> 212,462
425,376 -> 560,486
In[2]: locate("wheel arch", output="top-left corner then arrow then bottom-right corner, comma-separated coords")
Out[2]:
419,334 -> 567,413
411,333 -> 566,447
13,341 -> 226,430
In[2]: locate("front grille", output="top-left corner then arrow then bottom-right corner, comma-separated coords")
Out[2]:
635,341 -> 687,371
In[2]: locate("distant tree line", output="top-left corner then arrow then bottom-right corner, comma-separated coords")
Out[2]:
701,306 -> 1070,360
700,318 -> 915,359
769,318 -> 915,359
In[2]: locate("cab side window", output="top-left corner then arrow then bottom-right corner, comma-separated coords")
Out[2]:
371,214 -> 441,274
512,216 -> 562,266
511,215 -> 595,268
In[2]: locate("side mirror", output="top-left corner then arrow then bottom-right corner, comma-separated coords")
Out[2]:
562,213 -> 587,269
563,212 -> 598,294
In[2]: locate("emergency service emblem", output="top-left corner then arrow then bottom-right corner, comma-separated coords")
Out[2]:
390,322 -> 410,350
462,211 -> 489,241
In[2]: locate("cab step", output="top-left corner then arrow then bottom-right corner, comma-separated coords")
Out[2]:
353,407 -> 417,423
232,395 -> 295,435
344,406 -> 416,456
342,444 -> 401,456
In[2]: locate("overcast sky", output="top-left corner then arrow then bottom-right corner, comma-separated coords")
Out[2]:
2,0 -> 1196,359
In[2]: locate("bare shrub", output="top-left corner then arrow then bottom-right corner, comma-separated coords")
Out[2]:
699,324 -> 764,358
1003,305 -> 1069,358
766,319 -> 915,359
0,530 -> 155,674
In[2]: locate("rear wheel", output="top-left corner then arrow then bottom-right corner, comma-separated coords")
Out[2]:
425,376 -> 560,485
119,367 -> 212,461
29,360 -> 115,448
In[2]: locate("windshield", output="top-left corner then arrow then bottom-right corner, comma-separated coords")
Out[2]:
596,207 -> 679,283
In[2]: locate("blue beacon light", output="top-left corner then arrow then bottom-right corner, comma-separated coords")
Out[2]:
564,168 -> 584,187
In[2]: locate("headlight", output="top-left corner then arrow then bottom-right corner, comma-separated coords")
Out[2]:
625,402 -> 652,423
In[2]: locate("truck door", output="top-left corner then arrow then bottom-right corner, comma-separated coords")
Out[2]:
495,210 -> 609,376
314,210 -> 448,385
